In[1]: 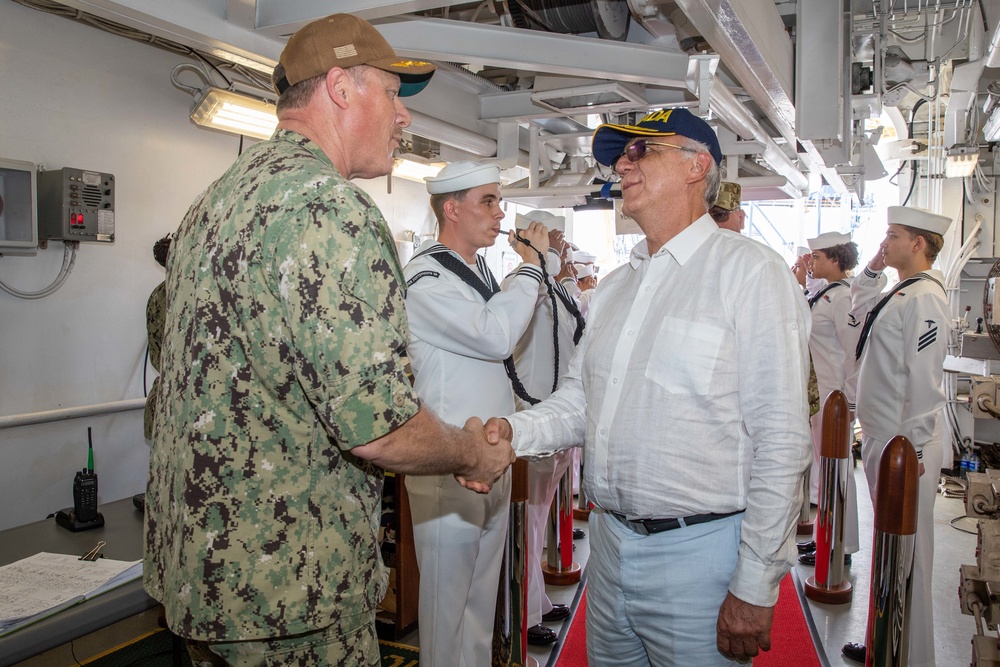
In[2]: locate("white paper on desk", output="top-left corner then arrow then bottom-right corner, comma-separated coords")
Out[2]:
0,552 -> 142,635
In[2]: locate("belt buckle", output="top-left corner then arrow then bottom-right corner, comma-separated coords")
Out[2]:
631,519 -> 650,536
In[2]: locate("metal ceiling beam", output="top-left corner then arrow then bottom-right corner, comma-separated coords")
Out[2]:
55,0 -> 281,72
671,0 -> 797,147
374,17 -> 691,89
253,0 -> 459,35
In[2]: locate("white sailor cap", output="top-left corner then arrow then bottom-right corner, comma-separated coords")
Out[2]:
576,264 -> 595,279
887,206 -> 952,236
796,246 -> 811,257
807,231 -> 853,251
573,250 -> 597,264
425,161 -> 501,195
515,210 -> 565,232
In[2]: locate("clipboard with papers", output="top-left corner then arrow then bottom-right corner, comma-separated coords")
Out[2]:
0,551 -> 142,637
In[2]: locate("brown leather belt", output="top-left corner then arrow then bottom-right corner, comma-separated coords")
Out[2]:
609,509 -> 744,536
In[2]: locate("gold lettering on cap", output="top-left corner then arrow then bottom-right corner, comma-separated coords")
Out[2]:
392,60 -> 431,68
640,109 -> 673,124
334,45 -> 359,59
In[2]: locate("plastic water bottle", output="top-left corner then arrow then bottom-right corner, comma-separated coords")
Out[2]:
970,451 -> 981,474
961,451 -> 971,480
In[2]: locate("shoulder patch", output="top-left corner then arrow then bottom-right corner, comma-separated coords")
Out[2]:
406,270 -> 439,287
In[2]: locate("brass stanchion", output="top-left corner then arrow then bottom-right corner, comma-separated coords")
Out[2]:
805,390 -> 853,604
865,435 -> 919,667
797,470 -> 813,536
573,450 -> 591,521
542,466 -> 581,586
492,460 -> 535,667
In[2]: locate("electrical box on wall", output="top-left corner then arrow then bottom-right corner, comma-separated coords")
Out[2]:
37,168 -> 115,243
0,158 -> 38,256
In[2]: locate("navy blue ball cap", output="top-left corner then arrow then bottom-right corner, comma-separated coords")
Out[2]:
592,108 -> 722,167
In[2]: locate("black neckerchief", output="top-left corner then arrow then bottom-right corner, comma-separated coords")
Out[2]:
855,272 -> 945,360
426,249 -> 540,405
808,280 -> 848,309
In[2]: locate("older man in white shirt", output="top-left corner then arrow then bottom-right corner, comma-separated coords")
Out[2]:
488,108 -> 811,665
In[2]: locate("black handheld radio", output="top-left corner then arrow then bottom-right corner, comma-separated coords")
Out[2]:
56,427 -> 104,531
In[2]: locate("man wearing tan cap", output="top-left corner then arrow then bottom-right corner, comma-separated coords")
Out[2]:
403,162 -> 549,666
842,206 -> 952,666
711,181 -> 746,233
144,15 -> 514,667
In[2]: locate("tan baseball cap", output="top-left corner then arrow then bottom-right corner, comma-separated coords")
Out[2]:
274,14 -> 435,96
713,181 -> 741,211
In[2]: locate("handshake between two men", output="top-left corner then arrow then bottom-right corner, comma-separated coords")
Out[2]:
457,417 -> 517,494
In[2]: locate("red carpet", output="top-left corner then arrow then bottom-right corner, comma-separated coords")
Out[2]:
555,574 -> 819,666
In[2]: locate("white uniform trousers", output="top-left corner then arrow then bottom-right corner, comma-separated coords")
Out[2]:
526,450 -> 575,626
406,469 -> 512,667
809,410 -> 860,553
861,434 -> 940,667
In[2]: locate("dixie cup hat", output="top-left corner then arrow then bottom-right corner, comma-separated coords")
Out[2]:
274,14 -> 436,96
887,206 -> 953,236
515,210 -> 566,233
425,161 -> 501,195
592,108 -> 723,167
807,231 -> 853,251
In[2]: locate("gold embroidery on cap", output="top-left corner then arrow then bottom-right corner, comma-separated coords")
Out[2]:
392,60 -> 430,68
334,45 -> 359,59
641,109 -> 673,123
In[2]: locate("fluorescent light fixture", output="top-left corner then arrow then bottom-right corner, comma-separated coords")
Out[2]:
945,144 -> 980,178
531,82 -> 646,115
190,87 -> 277,140
392,158 -> 446,183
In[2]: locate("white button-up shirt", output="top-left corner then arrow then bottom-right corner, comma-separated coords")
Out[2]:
507,215 -> 811,606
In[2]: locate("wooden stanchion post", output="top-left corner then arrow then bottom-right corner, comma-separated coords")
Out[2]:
805,390 -> 853,604
864,435 -> 919,667
492,460 -> 535,667
542,466 -> 581,586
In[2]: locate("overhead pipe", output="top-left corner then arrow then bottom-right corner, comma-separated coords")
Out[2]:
707,78 -> 809,194
0,399 -> 146,430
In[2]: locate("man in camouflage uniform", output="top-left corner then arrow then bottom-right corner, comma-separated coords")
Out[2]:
143,233 -> 171,442
144,14 -> 514,667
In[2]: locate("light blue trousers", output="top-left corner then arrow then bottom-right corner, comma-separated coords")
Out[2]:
586,510 -> 743,666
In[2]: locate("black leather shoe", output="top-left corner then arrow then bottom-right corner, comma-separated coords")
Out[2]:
542,604 -> 571,622
842,642 -> 865,663
798,551 -> 851,566
573,528 -> 586,540
527,624 -> 558,646
796,540 -> 816,554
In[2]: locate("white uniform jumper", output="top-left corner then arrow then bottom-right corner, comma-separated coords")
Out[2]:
807,280 -> 861,554
503,256 -> 584,627
850,266 -> 948,667
403,240 -> 543,667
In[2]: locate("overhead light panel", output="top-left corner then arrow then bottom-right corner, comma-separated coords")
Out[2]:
392,158 -> 446,183
945,144 -> 980,178
190,87 -> 277,140
531,82 -> 646,115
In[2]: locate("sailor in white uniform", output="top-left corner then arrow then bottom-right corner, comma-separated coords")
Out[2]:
502,210 -> 586,645
797,231 -> 861,566
402,161 -> 549,667
841,206 -> 952,667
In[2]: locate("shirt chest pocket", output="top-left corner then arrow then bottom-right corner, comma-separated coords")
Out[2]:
644,316 -> 724,396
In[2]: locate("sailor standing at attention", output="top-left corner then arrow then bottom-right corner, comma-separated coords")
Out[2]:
841,205 -> 952,667
402,161 -> 549,666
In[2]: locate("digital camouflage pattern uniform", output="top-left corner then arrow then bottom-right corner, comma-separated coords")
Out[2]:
143,280 -> 166,440
144,130 -> 420,651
